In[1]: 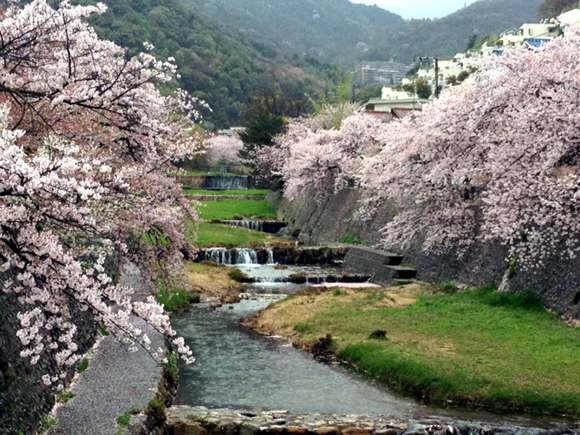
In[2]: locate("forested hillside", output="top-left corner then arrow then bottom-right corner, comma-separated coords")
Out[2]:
364,0 -> 544,62
11,0 -> 546,127
181,0 -> 543,65
66,0 -> 342,128
181,0 -> 404,65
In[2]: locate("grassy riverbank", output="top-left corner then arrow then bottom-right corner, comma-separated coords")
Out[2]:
184,261 -> 246,301
245,284 -> 580,417
198,199 -> 277,220
186,188 -> 287,247
196,223 -> 289,247
184,188 -> 269,197
158,261 -> 250,311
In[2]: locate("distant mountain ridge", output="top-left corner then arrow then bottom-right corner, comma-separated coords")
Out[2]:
181,0 -> 405,65
51,0 -> 343,128
0,0 -> 545,127
182,0 -> 544,64
365,0 -> 545,62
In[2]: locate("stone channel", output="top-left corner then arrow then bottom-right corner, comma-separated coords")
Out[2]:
168,242 -> 579,435
166,406 -> 576,435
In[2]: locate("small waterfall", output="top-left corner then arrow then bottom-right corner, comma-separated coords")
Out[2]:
224,220 -> 264,232
267,249 -> 275,265
205,248 -> 233,265
202,176 -> 253,190
235,248 -> 258,265
253,277 -> 278,284
249,221 -> 263,232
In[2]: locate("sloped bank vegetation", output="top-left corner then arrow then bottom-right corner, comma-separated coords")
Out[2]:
246,284 -> 580,417
244,13 -> 580,420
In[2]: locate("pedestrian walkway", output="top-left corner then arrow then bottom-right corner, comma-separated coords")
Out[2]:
50,263 -> 165,435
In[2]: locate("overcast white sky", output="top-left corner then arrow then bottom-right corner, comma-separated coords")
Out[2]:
350,0 -> 479,19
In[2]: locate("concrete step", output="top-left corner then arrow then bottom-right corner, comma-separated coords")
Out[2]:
386,265 -> 417,280
382,253 -> 404,266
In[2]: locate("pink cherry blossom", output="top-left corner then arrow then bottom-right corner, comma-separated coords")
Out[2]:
267,24 -> 580,272
0,0 -> 202,383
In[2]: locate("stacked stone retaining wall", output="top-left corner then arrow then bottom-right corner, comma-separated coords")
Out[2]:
268,188 -> 580,320
0,281 -> 97,434
164,406 -> 577,435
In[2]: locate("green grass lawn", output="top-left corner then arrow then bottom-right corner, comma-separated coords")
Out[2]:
195,222 -> 288,247
197,199 -> 277,220
259,285 -> 580,417
184,188 -> 269,196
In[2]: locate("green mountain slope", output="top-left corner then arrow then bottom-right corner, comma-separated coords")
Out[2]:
80,0 -> 344,128
0,0 -> 341,128
364,0 -> 545,62
182,0 -> 405,65
1,0 -> 545,126
181,0 -> 544,65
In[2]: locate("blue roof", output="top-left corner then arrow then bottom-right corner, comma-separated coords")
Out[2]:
524,38 -> 551,48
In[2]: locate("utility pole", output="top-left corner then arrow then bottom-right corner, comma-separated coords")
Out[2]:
434,57 -> 440,98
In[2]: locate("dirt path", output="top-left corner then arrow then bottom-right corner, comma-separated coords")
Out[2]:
50,263 -> 165,435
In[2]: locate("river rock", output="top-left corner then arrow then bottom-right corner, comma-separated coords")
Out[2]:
286,427 -> 311,435
374,429 -> 399,435
174,422 -> 208,435
402,424 -> 427,435
217,420 -> 241,435
314,427 -> 339,435
239,422 -> 261,435
266,425 -> 285,435
343,428 -> 373,435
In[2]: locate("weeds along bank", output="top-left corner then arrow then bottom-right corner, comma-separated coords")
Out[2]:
270,187 -> 580,321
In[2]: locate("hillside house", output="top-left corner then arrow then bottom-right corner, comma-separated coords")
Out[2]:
362,87 -> 427,114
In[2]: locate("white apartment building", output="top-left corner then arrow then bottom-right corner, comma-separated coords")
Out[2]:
363,20 -> 563,112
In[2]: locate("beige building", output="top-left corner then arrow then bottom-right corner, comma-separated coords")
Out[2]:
363,88 -> 427,113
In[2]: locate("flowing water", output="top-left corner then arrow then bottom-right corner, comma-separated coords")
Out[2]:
173,297 -> 423,415
172,265 -> 574,429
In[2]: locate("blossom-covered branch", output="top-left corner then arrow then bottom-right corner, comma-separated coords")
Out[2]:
0,0 -> 203,384
268,19 -> 580,271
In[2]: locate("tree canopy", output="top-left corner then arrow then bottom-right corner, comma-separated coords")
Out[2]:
261,25 -> 580,270
0,0 -> 197,384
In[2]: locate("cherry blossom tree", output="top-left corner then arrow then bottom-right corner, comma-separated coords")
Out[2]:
205,135 -> 243,168
361,28 -> 580,269
0,0 -> 202,383
272,22 -> 580,273
258,111 -> 384,199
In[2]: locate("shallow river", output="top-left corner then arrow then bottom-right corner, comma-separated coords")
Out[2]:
172,266 -> 574,429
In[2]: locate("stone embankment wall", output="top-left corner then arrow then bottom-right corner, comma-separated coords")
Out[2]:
164,406 -> 576,435
269,188 -> 580,321
342,246 -> 417,282
175,175 -> 254,190
0,282 -> 97,434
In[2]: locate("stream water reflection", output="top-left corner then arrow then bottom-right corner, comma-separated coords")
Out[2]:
172,276 -> 575,430
173,297 -> 422,415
